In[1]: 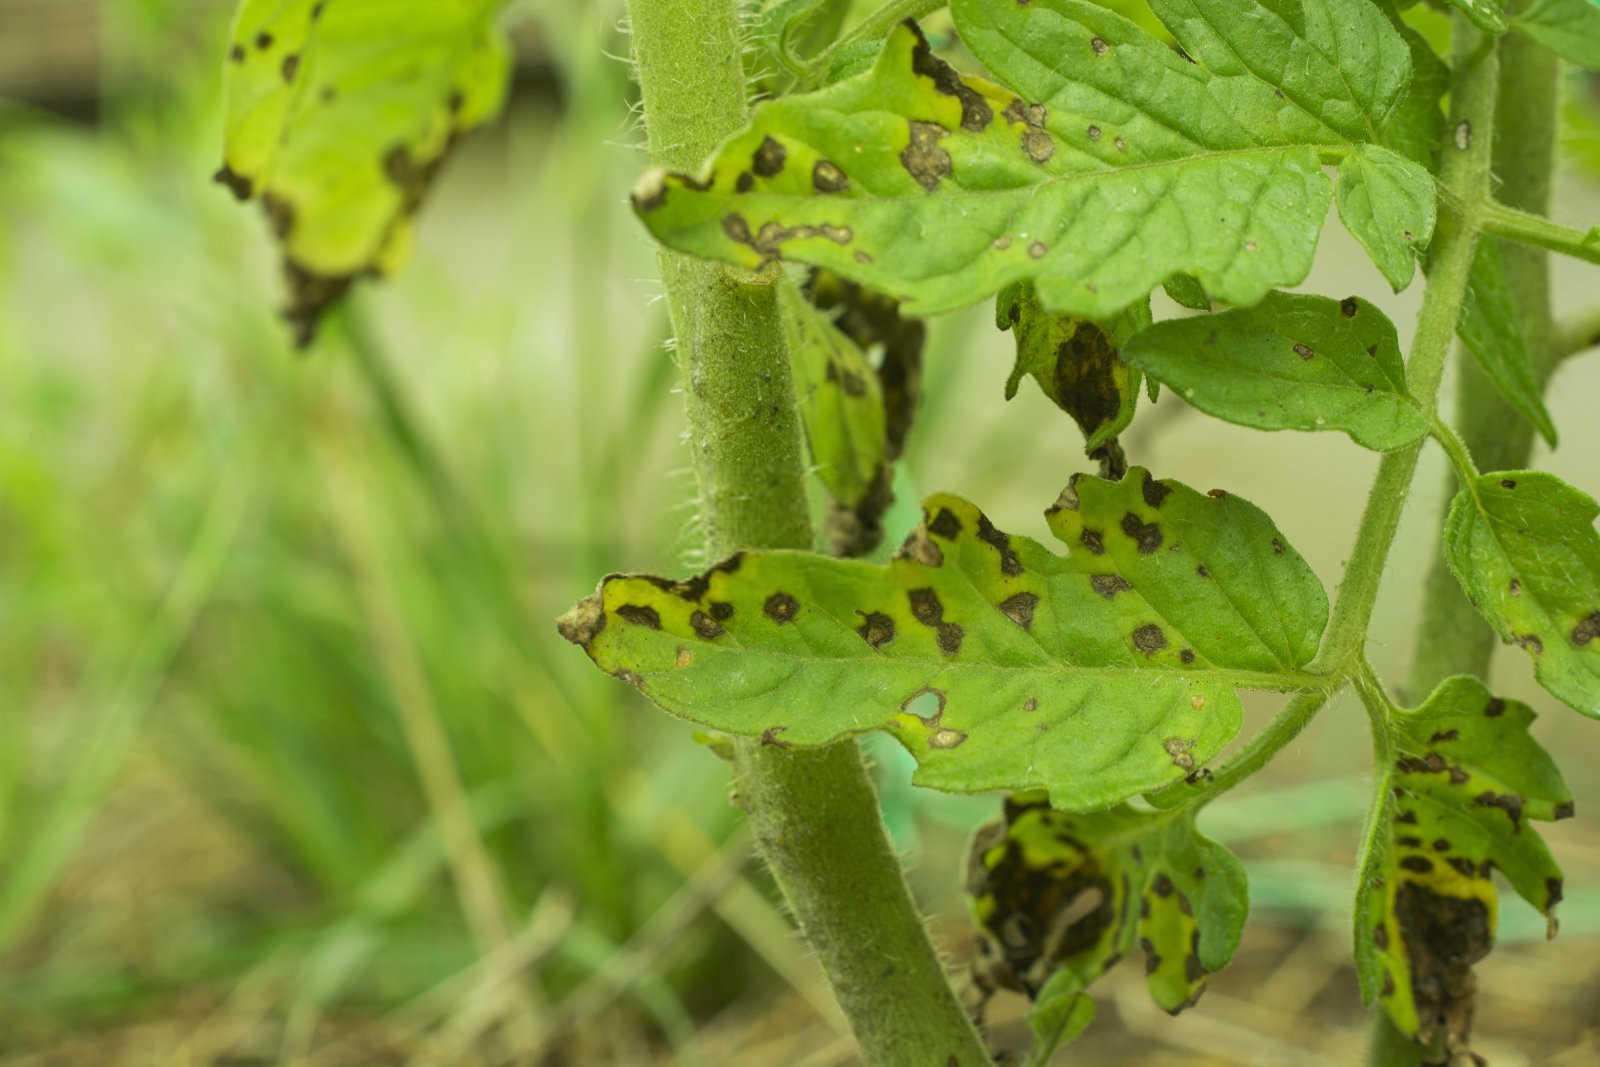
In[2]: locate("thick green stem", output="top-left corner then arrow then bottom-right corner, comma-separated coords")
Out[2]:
626,1 -> 991,1062
1317,19 -> 1497,675
1363,18 -> 1510,1067
1407,27 -> 1561,699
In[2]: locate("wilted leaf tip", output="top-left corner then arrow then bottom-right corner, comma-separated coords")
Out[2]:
557,591 -> 606,647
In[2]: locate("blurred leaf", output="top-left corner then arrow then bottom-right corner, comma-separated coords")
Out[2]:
1514,0 -> 1600,68
1023,969 -> 1097,1067
1355,677 -> 1569,1050
559,469 -> 1327,807
967,792 -> 1248,1024
217,0 -> 513,343
1456,239 -> 1559,447
1444,472 -> 1600,716
1438,0 -> 1508,33
996,282 -> 1147,454
1335,144 -> 1436,291
1121,292 -> 1429,450
752,0 -> 851,74
1162,274 -> 1210,311
632,0 -> 1430,320
778,279 -> 892,556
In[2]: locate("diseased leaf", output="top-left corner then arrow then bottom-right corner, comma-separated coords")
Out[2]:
1023,970 -> 1097,1067
558,469 -> 1329,807
1121,292 -> 1428,450
996,283 -> 1147,465
806,269 -> 925,462
1438,0 -> 1509,34
634,0 -> 1433,320
217,0 -> 512,344
1457,239 -> 1559,447
778,280 -> 892,556
1514,0 -> 1600,68
1444,472 -> 1600,716
1355,677 -> 1570,1053
967,792 -> 1248,1027
1335,144 -> 1436,291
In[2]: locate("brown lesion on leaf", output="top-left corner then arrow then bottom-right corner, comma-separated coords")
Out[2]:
1121,513 -> 1163,554
896,525 -> 945,567
1483,697 -> 1505,718
689,610 -> 724,640
1393,881 -> 1492,1057
927,506 -> 963,539
1341,297 -> 1360,317
1473,791 -> 1524,830
213,163 -> 253,202
812,160 -> 848,193
1428,729 -> 1460,743
1293,342 -> 1314,360
999,591 -> 1039,630
556,593 -> 606,647
1080,528 -> 1106,555
905,20 -> 993,132
930,728 -> 967,748
229,43 -> 246,62
823,359 -> 868,397
1090,574 -> 1131,600
763,592 -> 801,623
1132,623 -> 1167,655
255,30 -> 274,50
752,134 -> 786,177
1140,472 -> 1172,509
1516,633 -> 1544,655
720,212 -> 854,260
1570,610 -> 1600,647
1555,800 -> 1576,820
761,725 -> 792,748
976,511 -> 1024,575
282,53 -> 300,82
616,604 -> 662,629
1163,737 -> 1196,772
901,120 -> 953,191
674,647 -> 692,668
735,171 -> 754,193
901,685 -> 947,724
855,610 -> 896,648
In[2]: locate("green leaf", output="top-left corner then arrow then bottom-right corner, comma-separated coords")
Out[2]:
1438,0 -> 1509,33
1457,240 -> 1559,447
1355,677 -> 1569,1049
1162,274 -> 1211,312
1373,0 -> 1450,166
1443,472 -> 1600,716
558,469 -> 1328,807
753,0 -> 851,73
778,279 -> 892,555
967,792 -> 1248,1024
217,0 -> 512,344
1022,971 -> 1097,1067
1121,292 -> 1429,451
1514,0 -> 1600,68
633,0 -> 1431,320
1335,144 -> 1436,291
996,283 -> 1146,453
1143,0 -> 1412,144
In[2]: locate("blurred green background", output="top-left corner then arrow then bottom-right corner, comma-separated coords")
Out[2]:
4,2 -> 1600,1064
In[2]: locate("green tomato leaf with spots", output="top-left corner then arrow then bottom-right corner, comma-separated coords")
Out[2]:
1513,0 -> 1600,68
779,279 -> 893,557
966,791 -> 1248,1032
1457,239 -> 1559,447
632,0 -> 1429,322
1121,292 -> 1428,451
1335,145 -> 1437,292
1354,677 -> 1570,1054
217,0 -> 513,345
996,282 -> 1147,462
557,468 -> 1328,808
1443,472 -> 1600,716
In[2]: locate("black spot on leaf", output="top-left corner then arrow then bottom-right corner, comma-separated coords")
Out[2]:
1399,855 -> 1434,873
1120,513 -> 1163,553
927,507 -> 963,539
617,604 -> 661,629
1571,611 -> 1600,647
1132,623 -> 1167,655
1341,297 -> 1359,318
999,592 -> 1038,630
1141,473 -> 1171,508
901,120 -> 952,190
812,159 -> 848,193
282,53 -> 300,82
752,135 -> 786,177
1483,698 -> 1505,717
735,171 -> 754,193
709,601 -> 735,621
690,611 -> 724,639
937,623 -> 964,654
857,611 -> 895,648
1473,791 -> 1524,830
1090,574 -> 1131,599
909,587 -> 945,625
1080,528 -> 1106,555
976,511 -> 1024,575
764,592 -> 800,623
906,21 -> 993,132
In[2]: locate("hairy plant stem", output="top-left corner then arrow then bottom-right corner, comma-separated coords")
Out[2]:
1370,18 -> 1564,1067
626,0 -> 991,1062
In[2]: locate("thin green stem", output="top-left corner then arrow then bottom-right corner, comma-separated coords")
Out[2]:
627,0 -> 992,1062
1316,19 -> 1498,674
1427,416 -> 1480,486
1481,201 -> 1600,265
799,0 -> 944,88
1189,688 -> 1336,806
